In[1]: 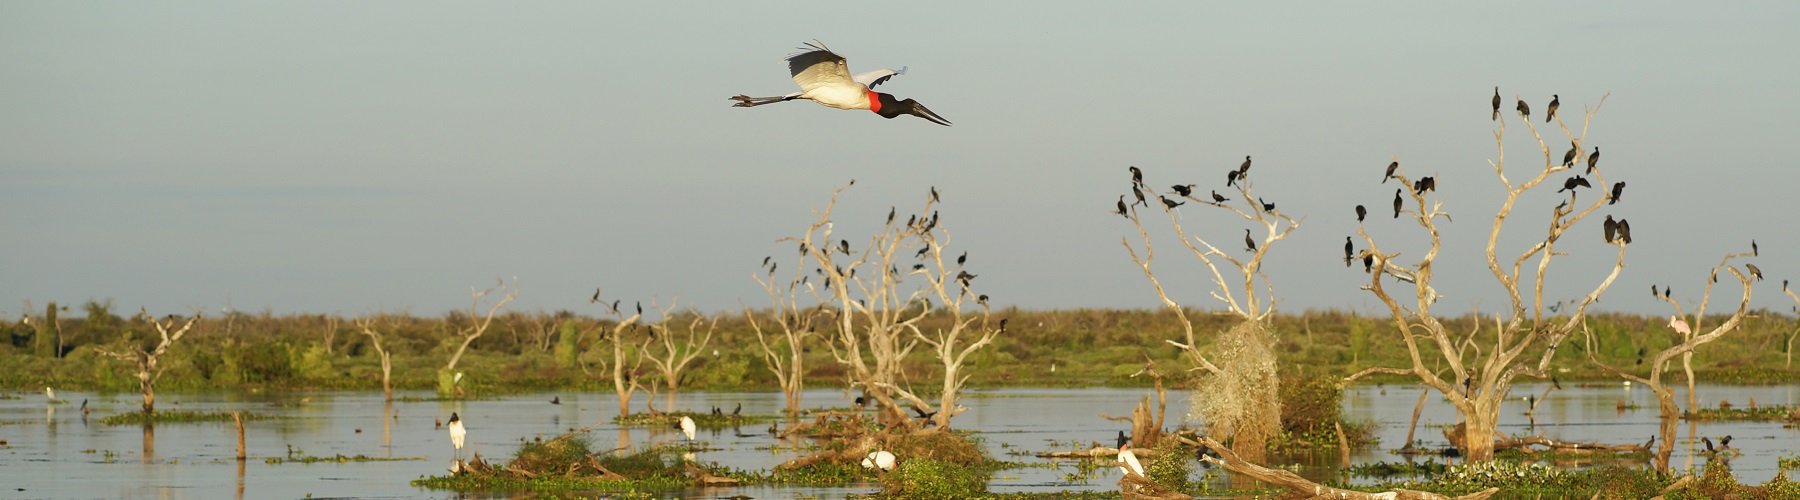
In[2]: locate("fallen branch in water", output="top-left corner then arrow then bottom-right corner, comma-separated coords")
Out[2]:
1195,436 -> 1499,500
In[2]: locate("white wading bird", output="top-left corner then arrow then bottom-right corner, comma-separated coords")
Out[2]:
730,41 -> 951,126
861,450 -> 897,471
1117,444 -> 1145,478
678,415 -> 697,441
447,412 -> 466,458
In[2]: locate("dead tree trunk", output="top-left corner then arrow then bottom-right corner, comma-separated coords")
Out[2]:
441,277 -> 518,395
1348,94 -> 1625,461
1115,161 -> 1299,463
354,314 -> 397,401
96,309 -> 199,414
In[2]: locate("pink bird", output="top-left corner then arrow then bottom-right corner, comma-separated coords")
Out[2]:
1668,316 -> 1691,336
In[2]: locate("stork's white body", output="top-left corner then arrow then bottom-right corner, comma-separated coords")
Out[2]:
862,450 -> 897,470
679,416 -> 697,441
448,420 -> 466,450
1117,445 -> 1145,477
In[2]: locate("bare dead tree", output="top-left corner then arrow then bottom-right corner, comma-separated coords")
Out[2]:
910,207 -> 1005,430
640,298 -> 717,393
1117,163 -> 1299,462
354,313 -> 397,401
1657,248 -> 1761,411
1346,94 -> 1624,461
320,314 -> 341,356
592,291 -> 646,418
1787,283 -> 1799,369
1586,254 -> 1754,473
439,277 -> 519,395
745,254 -> 827,416
95,309 -> 200,414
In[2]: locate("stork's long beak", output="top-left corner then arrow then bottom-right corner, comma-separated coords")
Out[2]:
903,100 -> 952,126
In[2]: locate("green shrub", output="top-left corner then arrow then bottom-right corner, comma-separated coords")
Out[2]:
883,458 -> 989,499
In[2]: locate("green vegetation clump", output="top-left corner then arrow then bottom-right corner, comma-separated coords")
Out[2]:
1143,438 -> 1194,493
1683,405 -> 1799,422
413,437 -> 694,494
265,453 -> 424,464
882,457 -> 990,499
100,410 -> 273,426
1271,374 -> 1379,451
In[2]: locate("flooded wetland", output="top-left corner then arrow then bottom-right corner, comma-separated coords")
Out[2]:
4,383 -> 1794,499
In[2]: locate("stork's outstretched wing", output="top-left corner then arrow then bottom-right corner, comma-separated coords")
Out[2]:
853,67 -> 906,88
786,41 -> 854,94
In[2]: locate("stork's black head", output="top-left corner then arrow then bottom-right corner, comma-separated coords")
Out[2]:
873,92 -> 951,126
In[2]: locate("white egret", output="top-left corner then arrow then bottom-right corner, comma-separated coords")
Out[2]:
679,416 -> 696,441
861,450 -> 897,470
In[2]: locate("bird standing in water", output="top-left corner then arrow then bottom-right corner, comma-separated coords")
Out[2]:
447,413 -> 467,459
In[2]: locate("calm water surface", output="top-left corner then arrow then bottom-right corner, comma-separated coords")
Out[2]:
1,383 -> 1793,498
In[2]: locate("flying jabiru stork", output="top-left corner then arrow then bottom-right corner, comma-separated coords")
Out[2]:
730,41 -> 951,126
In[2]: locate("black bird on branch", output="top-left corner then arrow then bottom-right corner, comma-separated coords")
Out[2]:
1129,166 -> 1143,187
957,251 -> 967,265
1238,155 -> 1252,177
1752,240 -> 1759,256
1562,142 -> 1579,167
1616,219 -> 1632,244
916,246 -> 930,259
930,186 -> 940,202
591,288 -> 601,303
1132,185 -> 1148,207
1160,196 -> 1184,210
1171,184 -> 1194,197
887,207 -> 895,224
1355,205 -> 1367,222
1587,147 -> 1600,174
1747,264 -> 1763,281
1665,286 -> 1672,299
1362,254 -> 1374,273
1115,196 -> 1129,218
1609,182 -> 1625,205
1259,198 -> 1275,212
1244,229 -> 1257,253
1546,94 -> 1560,123
1393,189 -> 1404,219
1516,98 -> 1531,119
1227,169 -> 1240,187
956,271 -> 977,286
1413,176 -> 1436,195
1211,190 -> 1228,203
1604,216 -> 1618,243
1492,87 -> 1502,121
1559,176 -> 1592,193
1384,161 -> 1399,183
1344,237 -> 1354,267
1702,437 -> 1716,454
1652,285 -> 1658,298
840,239 -> 850,255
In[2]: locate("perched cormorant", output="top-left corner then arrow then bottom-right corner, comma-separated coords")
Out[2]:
930,186 -> 940,202
1244,229 -> 1257,252
1160,196 -> 1183,209
1393,189 -> 1404,218
1129,166 -> 1143,186
1171,184 -> 1194,197
1545,94 -> 1560,123
1384,161 -> 1399,183
1752,240 -> 1758,256
1492,87 -> 1501,121
1517,98 -> 1530,119
1259,198 -> 1275,212
1747,263 -> 1763,281
1559,176 -> 1591,192
1616,219 -> 1632,244
1652,285 -> 1658,298
1721,435 -> 1733,448
1702,436 -> 1715,453
1356,205 -> 1367,222
1132,185 -> 1147,207
1563,144 -> 1579,167
1609,182 -> 1625,205
1344,237 -> 1354,267
957,251 -> 967,265
1211,190 -> 1228,203
840,239 -> 850,255
1227,170 -> 1240,187
1239,155 -> 1252,176
1363,255 -> 1374,273
956,271 -> 976,286
1587,147 -> 1600,174
1116,196 -> 1129,218
1413,176 -> 1436,195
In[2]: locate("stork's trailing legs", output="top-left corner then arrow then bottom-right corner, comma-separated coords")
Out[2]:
730,94 -> 800,108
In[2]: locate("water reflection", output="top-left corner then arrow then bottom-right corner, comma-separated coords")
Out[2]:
0,385 -> 1792,498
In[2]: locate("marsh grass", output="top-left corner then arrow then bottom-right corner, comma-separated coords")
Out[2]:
100,410 -> 276,426
264,453 -> 424,464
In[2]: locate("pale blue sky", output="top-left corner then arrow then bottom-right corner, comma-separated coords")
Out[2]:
3,2 -> 1797,318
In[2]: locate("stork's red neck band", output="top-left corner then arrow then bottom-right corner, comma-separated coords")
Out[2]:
867,89 -> 882,114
